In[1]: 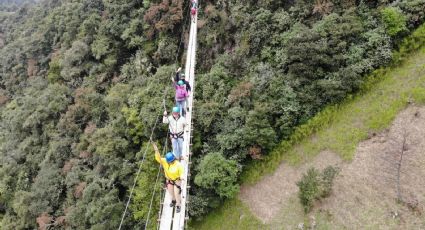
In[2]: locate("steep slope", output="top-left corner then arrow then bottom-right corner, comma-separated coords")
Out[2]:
317,105 -> 425,229
191,38 -> 425,229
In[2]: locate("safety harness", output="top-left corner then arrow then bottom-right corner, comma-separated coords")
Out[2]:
170,131 -> 184,139
169,116 -> 184,139
166,179 -> 182,194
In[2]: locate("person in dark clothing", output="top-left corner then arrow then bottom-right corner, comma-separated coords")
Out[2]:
179,74 -> 191,92
172,67 -> 191,92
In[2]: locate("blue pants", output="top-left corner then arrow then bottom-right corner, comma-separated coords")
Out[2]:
176,100 -> 186,117
172,137 -> 184,159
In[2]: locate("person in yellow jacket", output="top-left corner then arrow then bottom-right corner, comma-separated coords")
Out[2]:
152,142 -> 184,213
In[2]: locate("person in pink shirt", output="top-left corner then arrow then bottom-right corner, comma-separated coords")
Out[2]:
190,0 -> 197,22
174,80 -> 188,116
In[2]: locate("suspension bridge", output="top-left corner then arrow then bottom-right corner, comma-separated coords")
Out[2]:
118,2 -> 199,229
158,6 -> 198,230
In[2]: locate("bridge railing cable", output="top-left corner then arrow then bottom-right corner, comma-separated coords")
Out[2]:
145,129 -> 170,229
118,2 -> 192,229
118,114 -> 161,230
156,4 -> 192,229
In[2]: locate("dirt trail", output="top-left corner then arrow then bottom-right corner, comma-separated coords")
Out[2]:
240,150 -> 343,223
240,106 -> 425,228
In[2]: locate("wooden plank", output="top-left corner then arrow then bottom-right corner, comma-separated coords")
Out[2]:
161,9 -> 198,230
176,13 -> 198,230
159,192 -> 174,230
172,156 -> 188,230
173,17 -> 194,230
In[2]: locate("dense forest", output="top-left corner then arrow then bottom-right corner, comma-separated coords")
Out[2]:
1,0 -> 424,229
0,0 -> 35,12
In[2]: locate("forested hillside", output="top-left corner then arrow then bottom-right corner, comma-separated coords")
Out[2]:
0,0 -> 35,12
1,0 -> 424,229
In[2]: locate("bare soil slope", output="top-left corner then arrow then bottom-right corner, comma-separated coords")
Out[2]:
240,150 -> 343,223
240,106 -> 425,229
320,105 -> 425,229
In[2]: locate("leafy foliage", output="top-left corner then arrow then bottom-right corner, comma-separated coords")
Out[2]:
297,168 -> 321,213
297,166 -> 339,213
195,152 -> 240,199
130,143 -> 163,229
380,7 -> 408,37
0,0 -> 424,228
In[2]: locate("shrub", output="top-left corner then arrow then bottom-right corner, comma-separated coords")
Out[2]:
395,0 -> 425,28
321,166 -> 339,197
188,189 -> 221,218
392,22 -> 425,64
380,7 -> 408,37
194,152 -> 240,199
297,168 -> 321,213
297,166 -> 339,213
47,58 -> 62,83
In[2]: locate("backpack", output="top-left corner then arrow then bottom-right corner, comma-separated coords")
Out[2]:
175,85 -> 187,101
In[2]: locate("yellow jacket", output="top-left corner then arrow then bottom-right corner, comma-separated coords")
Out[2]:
155,151 -> 184,181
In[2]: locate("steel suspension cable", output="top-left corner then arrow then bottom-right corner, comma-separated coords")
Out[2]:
118,114 -> 161,230
119,2 -> 192,229
145,130 -> 169,229
156,4 -> 191,228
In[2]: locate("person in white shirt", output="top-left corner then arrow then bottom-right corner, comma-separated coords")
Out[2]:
163,106 -> 187,159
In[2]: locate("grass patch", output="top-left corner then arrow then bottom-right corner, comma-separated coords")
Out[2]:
191,23 -> 425,229
189,198 -> 264,230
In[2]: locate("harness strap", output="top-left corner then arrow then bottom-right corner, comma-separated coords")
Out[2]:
166,179 -> 182,194
170,131 -> 184,139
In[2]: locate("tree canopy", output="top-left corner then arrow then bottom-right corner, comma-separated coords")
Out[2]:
1,0 -> 424,228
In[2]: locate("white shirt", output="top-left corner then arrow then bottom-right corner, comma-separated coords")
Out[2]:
163,115 -> 186,134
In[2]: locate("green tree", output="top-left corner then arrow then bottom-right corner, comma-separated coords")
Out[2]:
130,142 -> 162,229
47,58 -> 62,83
27,165 -> 64,217
380,7 -> 408,37
66,179 -> 124,229
122,106 -> 144,144
87,125 -> 129,157
60,40 -> 90,86
195,152 -> 240,198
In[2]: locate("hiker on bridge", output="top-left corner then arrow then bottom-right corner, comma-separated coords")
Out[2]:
163,106 -> 186,160
190,0 -> 197,22
173,67 -> 191,92
152,142 -> 184,213
174,80 -> 188,117
173,67 -> 191,114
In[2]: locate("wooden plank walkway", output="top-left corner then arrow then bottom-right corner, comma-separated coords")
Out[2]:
159,9 -> 198,230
